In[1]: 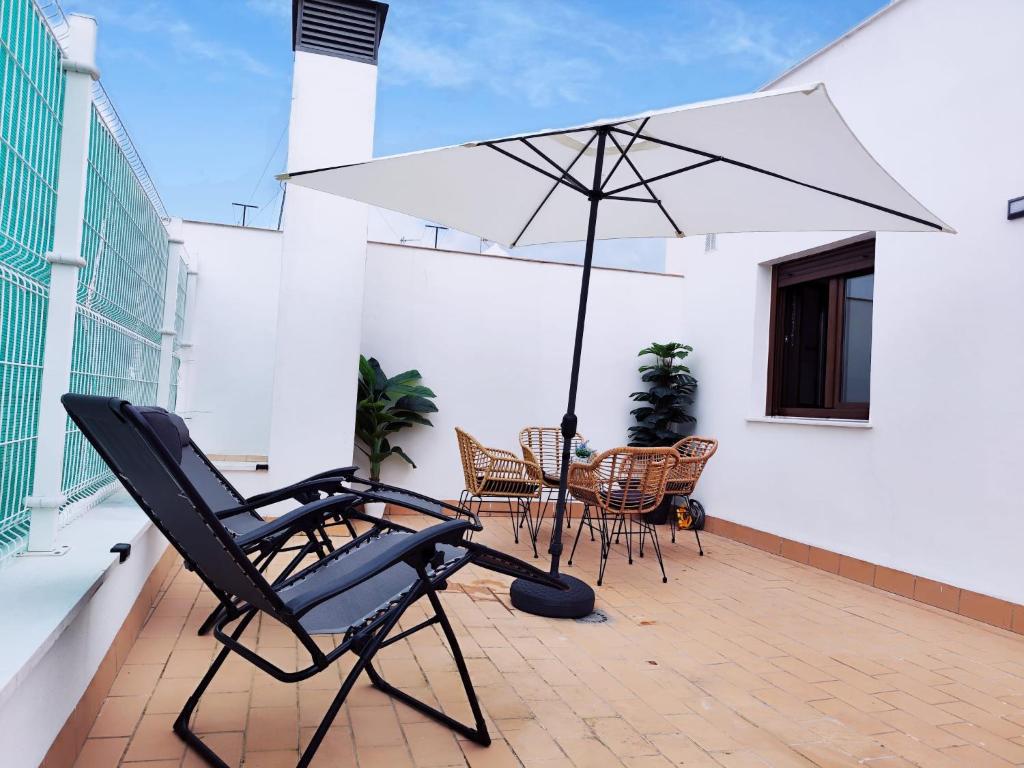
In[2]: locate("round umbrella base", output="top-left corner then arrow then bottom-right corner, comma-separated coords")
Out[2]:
510,574 -> 595,619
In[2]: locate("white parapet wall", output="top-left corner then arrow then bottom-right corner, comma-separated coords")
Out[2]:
666,0 -> 1024,603
359,242 -> 687,500
186,230 -> 689,501
178,220 -> 283,458
0,497 -> 167,768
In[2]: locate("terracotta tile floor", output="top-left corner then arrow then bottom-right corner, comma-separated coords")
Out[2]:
76,517 -> 1024,767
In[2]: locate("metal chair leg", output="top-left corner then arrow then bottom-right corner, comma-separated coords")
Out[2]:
647,520 -> 668,583
506,499 -> 519,544
365,569 -> 490,745
521,498 -> 540,558
567,504 -> 591,566
174,611 -> 258,767
596,511 -> 614,587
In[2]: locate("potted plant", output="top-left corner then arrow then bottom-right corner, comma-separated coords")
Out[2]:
627,341 -> 698,523
355,355 -> 437,516
574,440 -> 595,463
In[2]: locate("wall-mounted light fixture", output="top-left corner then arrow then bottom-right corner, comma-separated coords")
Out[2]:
1009,196 -> 1024,221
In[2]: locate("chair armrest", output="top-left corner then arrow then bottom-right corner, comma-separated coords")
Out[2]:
300,466 -> 359,482
566,461 -> 597,497
344,480 -> 482,529
236,477 -> 350,513
483,454 -> 542,483
487,447 -> 521,461
278,519 -> 473,616
231,494 -> 359,549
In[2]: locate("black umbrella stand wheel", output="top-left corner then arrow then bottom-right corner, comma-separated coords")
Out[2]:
510,573 -> 595,618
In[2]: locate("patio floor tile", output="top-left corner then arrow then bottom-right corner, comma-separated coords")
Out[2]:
72,518 -> 1024,767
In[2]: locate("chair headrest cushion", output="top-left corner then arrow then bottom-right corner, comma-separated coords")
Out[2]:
135,406 -> 190,464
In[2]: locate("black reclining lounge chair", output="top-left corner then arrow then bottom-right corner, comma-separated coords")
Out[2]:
133,405 -> 467,636
62,394 -> 565,768
133,405 -> 367,635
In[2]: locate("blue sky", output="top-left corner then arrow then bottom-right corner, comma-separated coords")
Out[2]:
64,0 -> 886,262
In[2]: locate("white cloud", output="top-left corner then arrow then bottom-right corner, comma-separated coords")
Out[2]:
378,0 -> 820,106
378,0 -> 639,108
66,0 -> 276,78
662,0 -> 816,71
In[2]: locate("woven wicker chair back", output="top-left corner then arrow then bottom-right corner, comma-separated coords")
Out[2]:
518,426 -> 586,487
568,446 -> 677,515
455,427 -> 542,497
665,436 -> 718,495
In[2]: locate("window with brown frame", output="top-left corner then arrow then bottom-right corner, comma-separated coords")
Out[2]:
766,238 -> 874,420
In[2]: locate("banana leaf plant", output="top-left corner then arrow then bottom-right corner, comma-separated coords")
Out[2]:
627,341 -> 697,447
355,355 -> 438,482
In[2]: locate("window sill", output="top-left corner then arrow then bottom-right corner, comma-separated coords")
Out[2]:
746,415 -> 872,429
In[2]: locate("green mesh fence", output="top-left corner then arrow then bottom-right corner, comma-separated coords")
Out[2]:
60,106 -> 169,525
0,0 -> 64,561
169,254 -> 187,411
61,304 -> 160,518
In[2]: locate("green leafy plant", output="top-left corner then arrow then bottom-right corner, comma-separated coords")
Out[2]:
628,341 -> 697,447
355,355 -> 438,482
574,440 -> 595,461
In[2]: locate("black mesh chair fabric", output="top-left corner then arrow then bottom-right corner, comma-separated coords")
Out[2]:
63,395 -> 286,619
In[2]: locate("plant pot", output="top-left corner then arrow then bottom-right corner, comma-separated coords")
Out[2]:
363,501 -> 386,519
644,495 -> 673,525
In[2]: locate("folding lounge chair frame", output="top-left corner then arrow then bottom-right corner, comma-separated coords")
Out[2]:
63,394 -> 566,768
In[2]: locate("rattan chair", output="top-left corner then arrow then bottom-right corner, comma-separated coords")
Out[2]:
518,426 -> 586,529
566,446 -> 678,585
456,427 -> 544,556
665,436 -> 718,553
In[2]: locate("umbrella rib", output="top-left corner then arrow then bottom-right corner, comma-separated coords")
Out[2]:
605,130 -> 684,236
519,139 -> 588,194
607,127 -> 944,231
508,132 -> 597,248
603,195 -> 662,203
600,118 -> 648,192
602,158 -> 719,197
483,142 -> 590,197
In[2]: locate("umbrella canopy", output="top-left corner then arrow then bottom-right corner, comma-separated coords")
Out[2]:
280,82 -> 952,246
278,81 -> 952,618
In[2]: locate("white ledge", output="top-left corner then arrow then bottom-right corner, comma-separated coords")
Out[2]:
0,495 -> 152,709
746,415 -> 872,429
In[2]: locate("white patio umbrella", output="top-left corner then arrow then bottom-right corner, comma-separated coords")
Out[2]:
279,82 -> 952,617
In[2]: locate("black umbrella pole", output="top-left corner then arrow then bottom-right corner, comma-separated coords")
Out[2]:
509,128 -> 607,619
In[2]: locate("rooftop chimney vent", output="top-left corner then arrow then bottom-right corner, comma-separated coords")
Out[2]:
292,0 -> 388,64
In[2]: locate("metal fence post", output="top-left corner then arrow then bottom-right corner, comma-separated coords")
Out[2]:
156,220 -> 184,410
175,262 -> 199,414
25,15 -> 99,553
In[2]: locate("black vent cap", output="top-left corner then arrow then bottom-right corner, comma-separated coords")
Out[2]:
292,0 -> 389,64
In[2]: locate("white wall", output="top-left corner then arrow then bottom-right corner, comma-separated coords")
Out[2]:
0,503 -> 166,768
266,50 -> 377,488
179,220 -> 283,457
667,0 -> 1024,602
359,243 -> 687,499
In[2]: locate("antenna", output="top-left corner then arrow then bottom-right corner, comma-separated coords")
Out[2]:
424,223 -> 448,249
232,202 -> 258,227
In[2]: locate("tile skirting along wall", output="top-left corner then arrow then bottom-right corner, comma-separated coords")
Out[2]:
702,516 -> 1024,635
